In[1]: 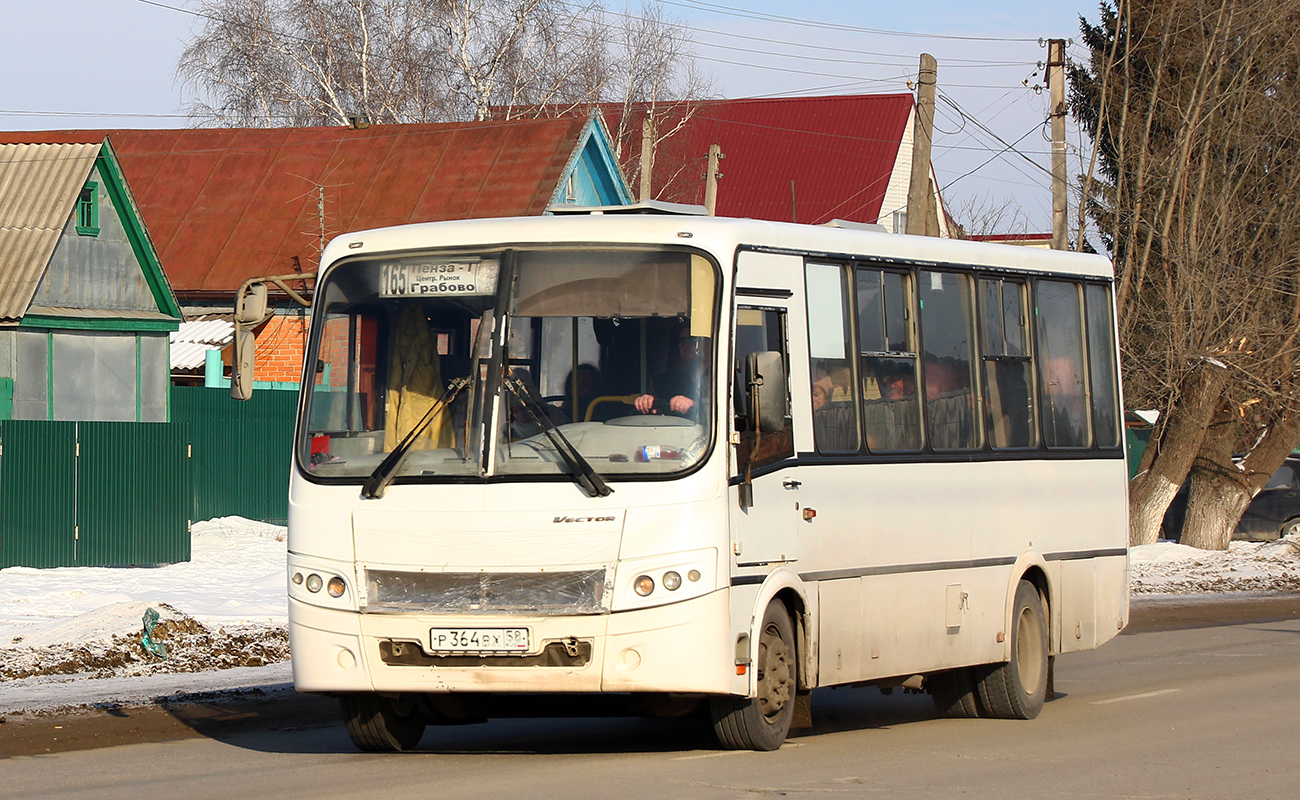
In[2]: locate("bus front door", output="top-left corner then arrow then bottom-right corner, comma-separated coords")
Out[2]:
730,300 -> 798,567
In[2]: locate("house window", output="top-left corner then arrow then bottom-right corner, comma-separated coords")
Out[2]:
76,182 -> 100,236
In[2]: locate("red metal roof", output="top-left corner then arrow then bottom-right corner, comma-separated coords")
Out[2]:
0,117 -> 590,295
607,94 -> 915,225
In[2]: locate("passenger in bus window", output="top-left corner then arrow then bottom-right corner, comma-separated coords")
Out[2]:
636,333 -> 706,417
812,375 -> 832,411
863,359 -> 921,451
811,360 -> 858,451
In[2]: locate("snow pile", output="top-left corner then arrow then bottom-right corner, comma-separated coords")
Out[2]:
1131,535 -> 1300,595
0,517 -> 289,686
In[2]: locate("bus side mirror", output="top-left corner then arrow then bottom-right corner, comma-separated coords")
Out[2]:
746,351 -> 787,433
231,327 -> 256,401
235,283 -> 268,325
232,282 -> 269,400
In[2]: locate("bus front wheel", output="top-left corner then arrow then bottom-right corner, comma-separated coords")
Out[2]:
976,580 -> 1049,720
710,602 -> 797,751
340,693 -> 427,752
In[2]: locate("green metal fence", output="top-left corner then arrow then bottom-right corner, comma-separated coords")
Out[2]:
0,421 -> 191,568
171,385 -> 297,525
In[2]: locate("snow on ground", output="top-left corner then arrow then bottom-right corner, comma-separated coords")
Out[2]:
3,518 -> 1300,715
1130,535 -> 1300,595
0,517 -> 290,713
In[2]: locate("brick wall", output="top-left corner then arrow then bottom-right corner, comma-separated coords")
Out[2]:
254,312 -> 310,383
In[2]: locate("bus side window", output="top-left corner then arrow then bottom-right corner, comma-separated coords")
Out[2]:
918,270 -> 981,450
1085,284 -> 1121,448
858,268 -> 922,452
1036,280 -> 1090,448
805,262 -> 861,453
734,307 -> 793,470
979,278 -> 1037,449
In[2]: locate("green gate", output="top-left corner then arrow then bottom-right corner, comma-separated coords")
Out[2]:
0,421 -> 192,568
171,385 -> 297,524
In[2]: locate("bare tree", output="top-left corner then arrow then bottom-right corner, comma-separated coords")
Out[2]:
1072,0 -> 1300,548
948,192 -> 1037,239
178,0 -> 708,128
495,0 -> 714,197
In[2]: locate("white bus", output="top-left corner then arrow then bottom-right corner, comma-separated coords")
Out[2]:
283,211 -> 1128,752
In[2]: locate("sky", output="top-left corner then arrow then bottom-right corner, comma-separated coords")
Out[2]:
0,0 -> 1097,231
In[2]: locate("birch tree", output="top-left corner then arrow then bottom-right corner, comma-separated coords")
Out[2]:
177,0 -> 706,127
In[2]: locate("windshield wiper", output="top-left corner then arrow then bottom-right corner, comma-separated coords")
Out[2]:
503,374 -> 612,498
361,377 -> 470,499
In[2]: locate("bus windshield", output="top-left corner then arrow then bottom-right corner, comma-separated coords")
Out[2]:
299,247 -> 718,484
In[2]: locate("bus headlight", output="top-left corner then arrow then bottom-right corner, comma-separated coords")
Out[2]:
613,548 -> 716,611
306,573 -> 324,593
327,576 -> 347,598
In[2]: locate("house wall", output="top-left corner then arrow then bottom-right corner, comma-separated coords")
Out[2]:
879,108 -> 914,233
879,108 -> 952,237
35,166 -> 160,313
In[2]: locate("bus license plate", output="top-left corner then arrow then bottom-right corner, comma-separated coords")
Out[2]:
429,627 -> 529,653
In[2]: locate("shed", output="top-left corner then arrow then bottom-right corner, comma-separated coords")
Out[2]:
0,138 -> 182,420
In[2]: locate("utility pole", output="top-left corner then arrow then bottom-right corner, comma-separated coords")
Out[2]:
639,116 -> 655,201
906,53 -> 938,237
1048,38 -> 1068,250
704,143 -> 723,216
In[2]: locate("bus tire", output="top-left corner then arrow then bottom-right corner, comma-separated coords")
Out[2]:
710,602 -> 797,751
929,667 -> 982,718
976,580 -> 1049,720
340,693 -> 427,752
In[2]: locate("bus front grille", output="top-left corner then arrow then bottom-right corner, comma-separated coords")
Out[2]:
363,568 -> 611,615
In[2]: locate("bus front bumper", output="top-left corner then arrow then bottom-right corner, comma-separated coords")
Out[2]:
289,589 -> 734,696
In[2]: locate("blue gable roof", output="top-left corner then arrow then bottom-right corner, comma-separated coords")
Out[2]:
549,115 -> 633,210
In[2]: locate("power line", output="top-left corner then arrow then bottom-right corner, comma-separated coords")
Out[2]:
658,0 -> 1043,43
940,121 -> 1045,193
937,92 -> 1052,177
692,32 -> 1033,71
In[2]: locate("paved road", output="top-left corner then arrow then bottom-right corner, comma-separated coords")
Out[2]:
2,600 -> 1298,799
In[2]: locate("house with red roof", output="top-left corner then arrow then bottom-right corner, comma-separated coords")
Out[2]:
0,115 -> 631,384
605,93 -> 949,234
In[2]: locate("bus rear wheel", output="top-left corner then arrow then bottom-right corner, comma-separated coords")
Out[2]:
976,580 -> 1049,720
710,602 -> 797,751
340,693 -> 427,752
929,667 -> 982,718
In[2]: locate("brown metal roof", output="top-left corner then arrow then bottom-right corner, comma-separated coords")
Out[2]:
0,117 -> 591,295
0,142 -> 101,321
